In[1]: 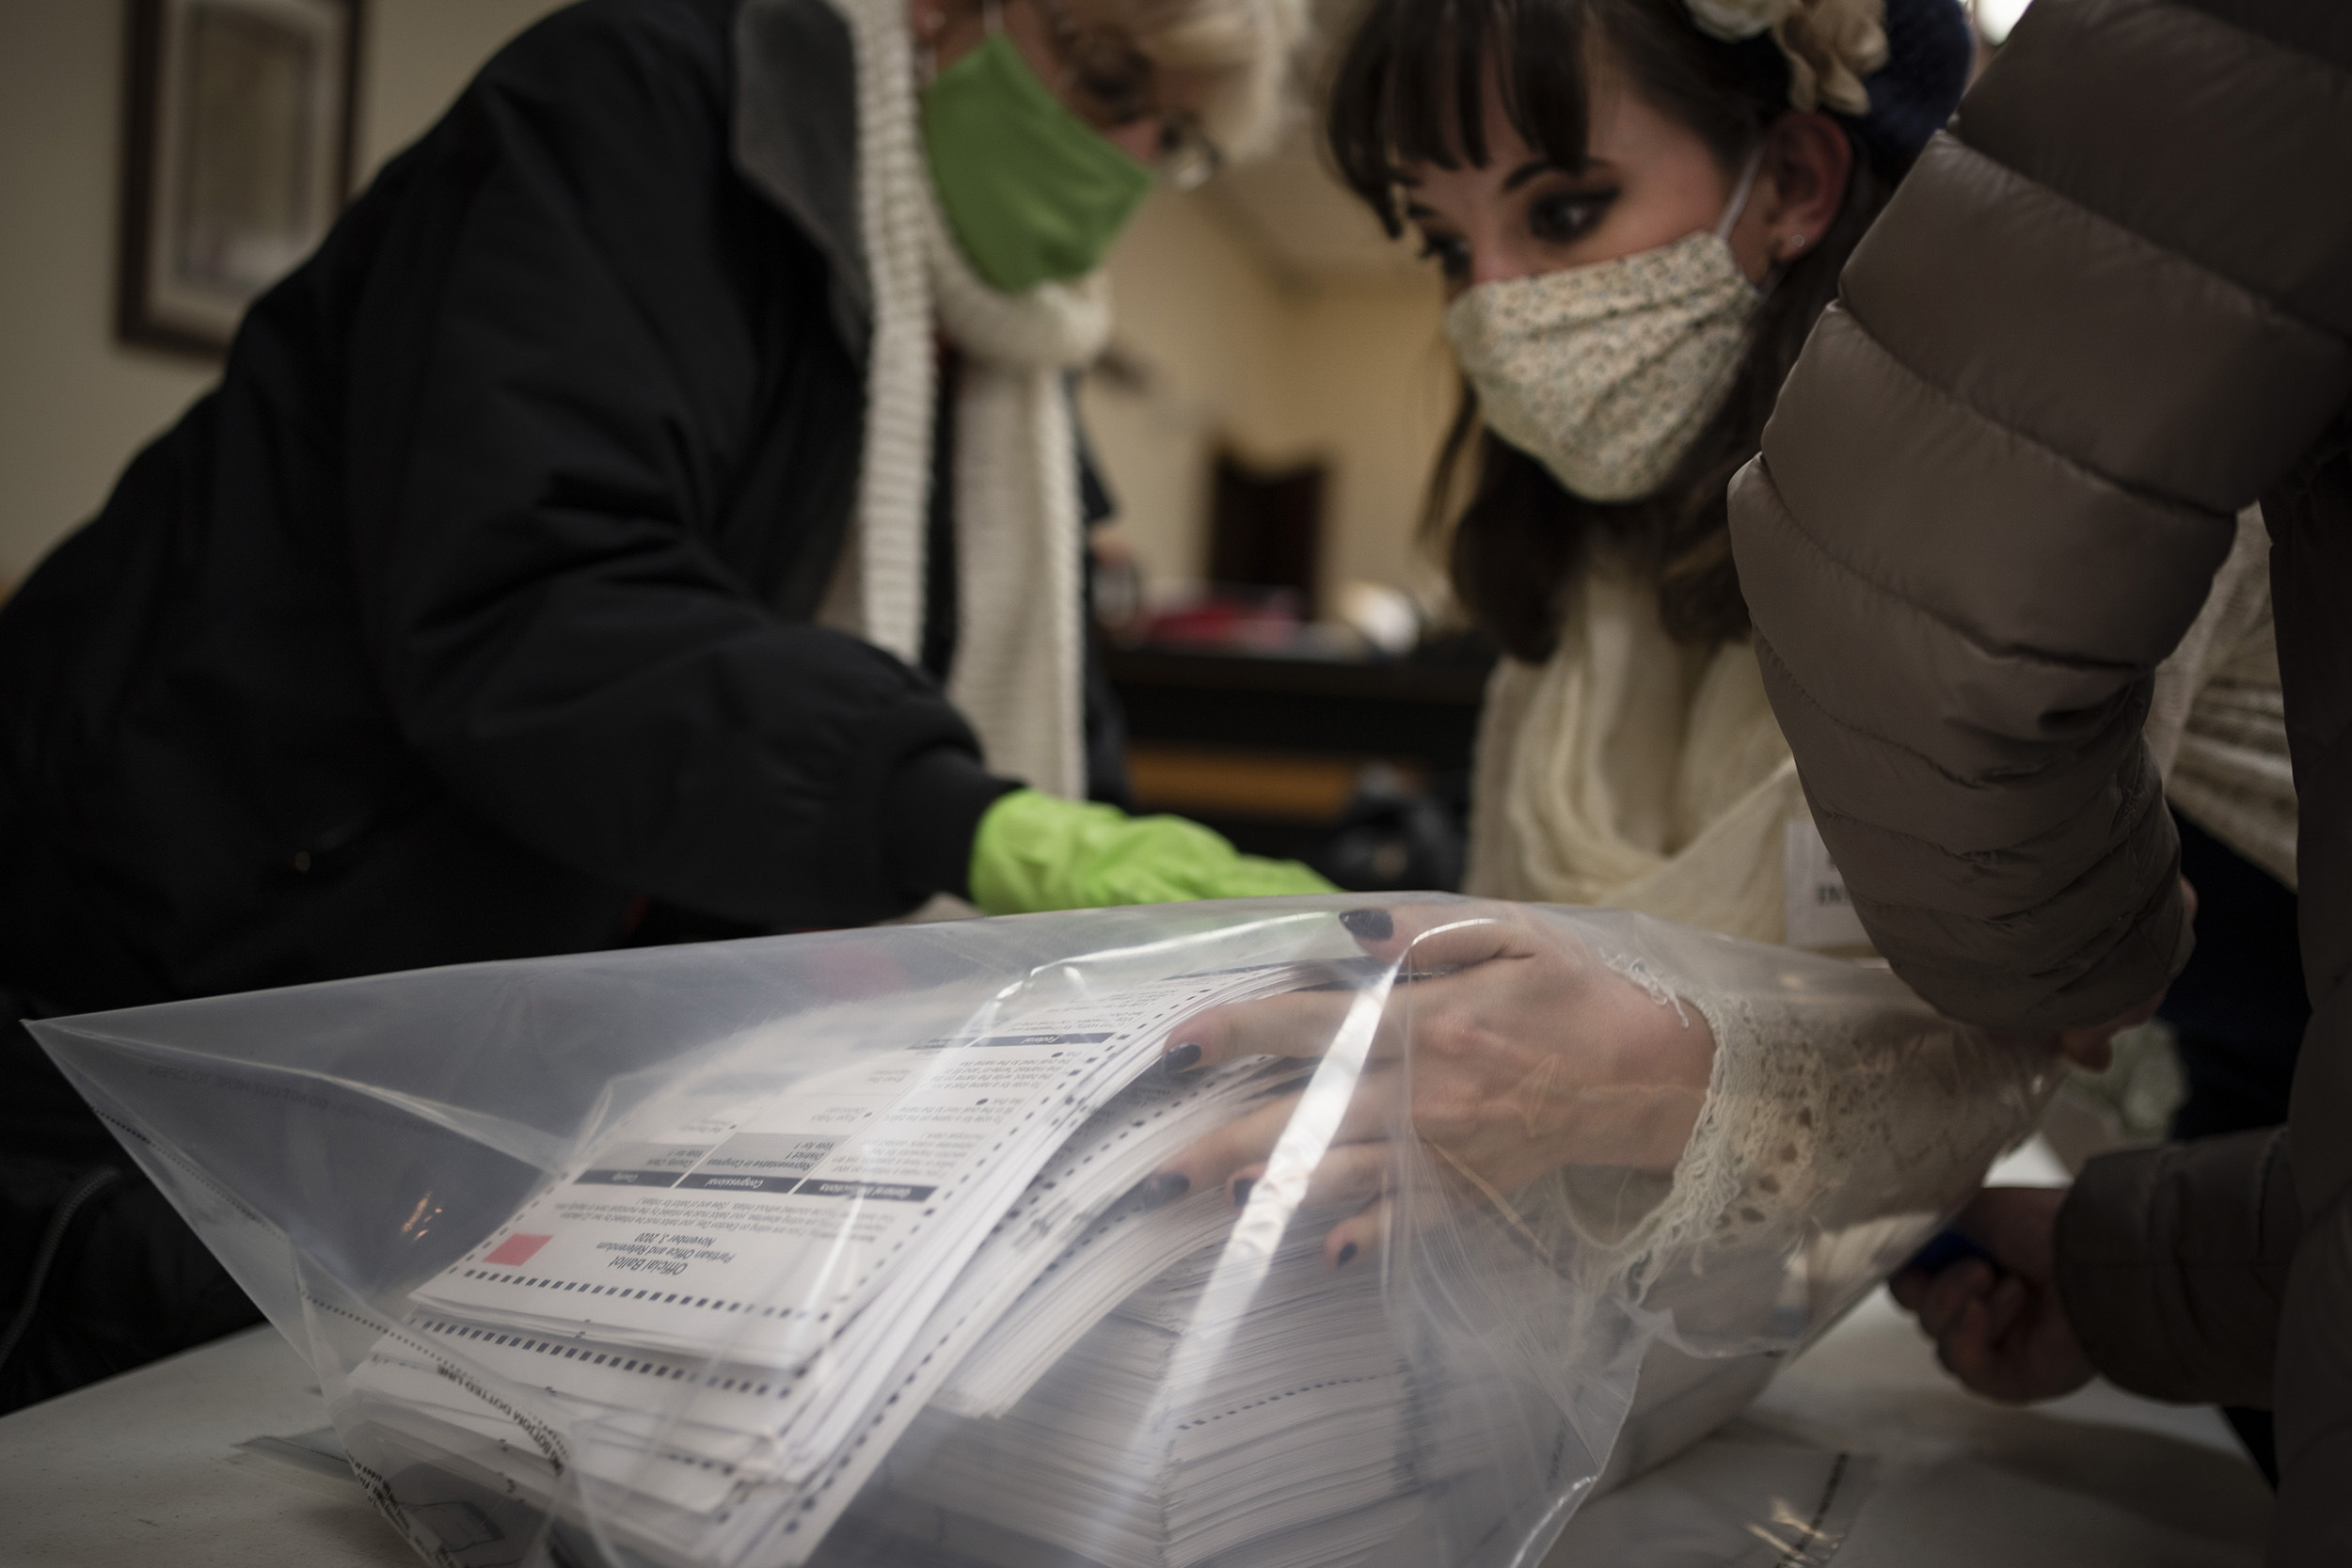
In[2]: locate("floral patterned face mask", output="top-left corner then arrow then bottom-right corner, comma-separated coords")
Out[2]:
1443,150 -> 1765,503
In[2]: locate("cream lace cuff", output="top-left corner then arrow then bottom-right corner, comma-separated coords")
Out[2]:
1528,974 -> 2051,1305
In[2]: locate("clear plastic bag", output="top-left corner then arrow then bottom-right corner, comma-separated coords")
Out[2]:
33,896 -> 2055,1568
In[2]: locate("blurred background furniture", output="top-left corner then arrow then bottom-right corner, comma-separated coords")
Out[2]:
1109,642 -> 1488,892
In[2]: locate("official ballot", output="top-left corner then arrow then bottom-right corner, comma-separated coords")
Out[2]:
342,951 -> 1486,1568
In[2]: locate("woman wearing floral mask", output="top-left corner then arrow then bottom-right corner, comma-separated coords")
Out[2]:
1338,0 -> 1970,940
1151,0 -> 2290,1312
1147,0 -> 1984,1265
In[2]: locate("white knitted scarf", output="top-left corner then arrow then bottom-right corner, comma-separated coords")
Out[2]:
1463,565 -> 1806,944
818,0 -> 1112,799
1465,523 -> 2291,941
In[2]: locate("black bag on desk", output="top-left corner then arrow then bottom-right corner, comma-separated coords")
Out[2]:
0,1005 -> 259,1414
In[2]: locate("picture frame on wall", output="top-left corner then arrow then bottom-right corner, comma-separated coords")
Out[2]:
118,0 -> 362,357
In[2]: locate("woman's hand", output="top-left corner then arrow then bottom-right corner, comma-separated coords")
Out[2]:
1146,904 -> 1715,1267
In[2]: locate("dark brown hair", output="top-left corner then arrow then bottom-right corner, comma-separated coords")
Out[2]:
1326,0 -> 1897,658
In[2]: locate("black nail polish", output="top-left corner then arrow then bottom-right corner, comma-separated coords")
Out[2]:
1161,1041 -> 1202,1074
1231,1177 -> 1253,1209
1339,908 -> 1393,942
1137,1172 -> 1188,1207
1336,1242 -> 1359,1267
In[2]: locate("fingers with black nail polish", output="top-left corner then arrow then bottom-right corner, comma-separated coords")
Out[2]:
1230,1176 -> 1253,1210
1339,908 -> 1393,942
1161,1041 -> 1201,1075
1335,1242 -> 1359,1267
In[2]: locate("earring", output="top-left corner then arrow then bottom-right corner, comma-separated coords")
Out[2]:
1783,234 -> 1808,260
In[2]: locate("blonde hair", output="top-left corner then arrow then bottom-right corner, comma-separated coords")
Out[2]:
1080,0 -> 1310,158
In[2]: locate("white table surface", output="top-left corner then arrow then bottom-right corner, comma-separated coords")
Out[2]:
0,1143 -> 2272,1567
0,1323 -> 413,1568
1549,1137 -> 2273,1567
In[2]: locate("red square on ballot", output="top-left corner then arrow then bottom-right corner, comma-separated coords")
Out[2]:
483,1232 -> 554,1266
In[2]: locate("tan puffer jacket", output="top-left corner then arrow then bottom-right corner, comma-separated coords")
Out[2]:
1724,0 -> 2352,1560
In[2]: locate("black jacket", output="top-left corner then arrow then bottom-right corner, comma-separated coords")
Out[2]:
0,0 -> 1073,1014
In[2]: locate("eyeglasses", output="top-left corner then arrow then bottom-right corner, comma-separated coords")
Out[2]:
1020,0 -> 1224,189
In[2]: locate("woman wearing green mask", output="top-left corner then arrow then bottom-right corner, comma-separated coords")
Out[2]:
818,0 -> 1328,914
0,0 -> 1313,1009
0,0 -> 1311,1405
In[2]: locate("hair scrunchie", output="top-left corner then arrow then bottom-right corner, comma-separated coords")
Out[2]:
1684,0 -> 1890,115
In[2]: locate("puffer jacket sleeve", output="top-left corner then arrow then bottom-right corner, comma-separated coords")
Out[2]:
1726,0 -> 2352,1033
2053,1127 -> 2301,1408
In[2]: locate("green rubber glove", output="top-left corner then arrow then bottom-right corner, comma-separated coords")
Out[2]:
969,789 -> 1337,915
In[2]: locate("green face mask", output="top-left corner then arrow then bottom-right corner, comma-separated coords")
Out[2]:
921,30 -> 1155,293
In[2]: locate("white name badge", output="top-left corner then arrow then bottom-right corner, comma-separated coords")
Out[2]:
1784,818 -> 1871,950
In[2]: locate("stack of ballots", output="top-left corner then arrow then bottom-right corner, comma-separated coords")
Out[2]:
335,918 -> 1516,1568
868,1199 -> 1515,1568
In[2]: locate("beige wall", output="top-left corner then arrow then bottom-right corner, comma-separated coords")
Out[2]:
354,0 -> 575,183
0,0 -> 211,585
0,0 -> 567,586
1077,189 -> 1296,605
1081,191 -> 1454,613
1277,277 -> 1457,603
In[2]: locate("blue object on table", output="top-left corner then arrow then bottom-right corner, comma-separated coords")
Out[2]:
1904,1228 -> 1997,1277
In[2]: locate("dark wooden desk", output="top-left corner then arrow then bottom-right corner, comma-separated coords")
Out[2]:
1108,646 -> 1488,777
1105,645 -> 1490,882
